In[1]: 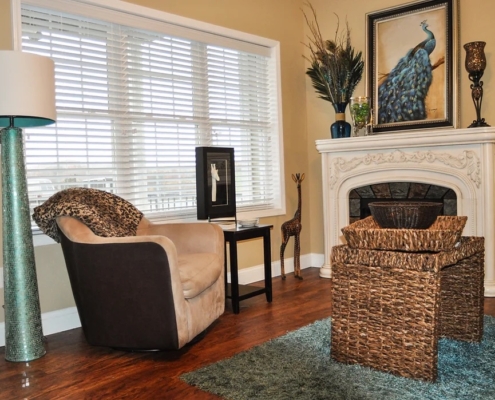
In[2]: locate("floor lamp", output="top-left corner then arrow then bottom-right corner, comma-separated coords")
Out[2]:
0,51 -> 56,362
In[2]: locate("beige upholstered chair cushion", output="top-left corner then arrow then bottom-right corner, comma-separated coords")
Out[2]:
178,253 -> 222,298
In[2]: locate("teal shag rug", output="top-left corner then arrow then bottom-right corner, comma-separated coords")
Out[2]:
181,316 -> 495,400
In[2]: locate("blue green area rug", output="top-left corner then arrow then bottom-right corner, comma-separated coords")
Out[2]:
181,316 -> 495,400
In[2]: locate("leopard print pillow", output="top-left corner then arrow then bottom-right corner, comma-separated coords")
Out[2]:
33,187 -> 144,242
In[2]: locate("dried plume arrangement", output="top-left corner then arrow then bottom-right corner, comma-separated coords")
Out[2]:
302,1 -> 364,106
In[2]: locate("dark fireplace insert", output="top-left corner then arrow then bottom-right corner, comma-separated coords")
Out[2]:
349,182 -> 457,224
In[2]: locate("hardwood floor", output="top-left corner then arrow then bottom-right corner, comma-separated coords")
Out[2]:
0,267 -> 494,400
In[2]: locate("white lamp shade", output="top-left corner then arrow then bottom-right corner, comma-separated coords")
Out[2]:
0,51 -> 56,128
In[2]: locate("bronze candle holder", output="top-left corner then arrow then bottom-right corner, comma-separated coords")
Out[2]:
464,41 -> 490,127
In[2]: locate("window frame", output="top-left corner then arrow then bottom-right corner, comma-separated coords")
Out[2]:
10,0 -> 286,245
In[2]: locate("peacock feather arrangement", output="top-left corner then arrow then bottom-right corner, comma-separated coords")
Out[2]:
303,2 -> 364,107
378,20 -> 445,124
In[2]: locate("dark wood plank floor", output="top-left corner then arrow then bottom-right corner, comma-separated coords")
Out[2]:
0,267 -> 494,399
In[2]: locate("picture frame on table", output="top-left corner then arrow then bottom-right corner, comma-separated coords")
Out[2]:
366,0 -> 459,133
195,146 -> 236,220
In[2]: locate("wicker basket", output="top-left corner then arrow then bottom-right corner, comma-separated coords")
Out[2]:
342,215 -> 467,252
369,201 -> 442,229
330,236 -> 484,382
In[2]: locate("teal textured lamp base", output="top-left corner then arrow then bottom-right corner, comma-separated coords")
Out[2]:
1,127 -> 45,362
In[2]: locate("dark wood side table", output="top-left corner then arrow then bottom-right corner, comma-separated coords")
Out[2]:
222,224 -> 273,314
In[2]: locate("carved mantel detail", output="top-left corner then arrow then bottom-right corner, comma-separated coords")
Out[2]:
329,149 -> 481,189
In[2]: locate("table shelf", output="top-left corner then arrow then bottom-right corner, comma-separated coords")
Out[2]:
222,224 -> 273,314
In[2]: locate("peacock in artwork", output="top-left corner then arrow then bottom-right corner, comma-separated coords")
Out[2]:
378,20 -> 444,124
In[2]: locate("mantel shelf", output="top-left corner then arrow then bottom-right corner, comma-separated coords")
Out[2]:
316,127 -> 495,153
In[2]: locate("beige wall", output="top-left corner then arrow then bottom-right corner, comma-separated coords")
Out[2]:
0,0 -> 493,321
0,0 -> 11,49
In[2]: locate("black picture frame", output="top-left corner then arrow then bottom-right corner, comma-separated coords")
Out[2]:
195,147 -> 236,220
366,0 -> 459,133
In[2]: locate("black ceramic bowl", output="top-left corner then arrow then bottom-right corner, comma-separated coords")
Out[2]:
368,201 -> 443,229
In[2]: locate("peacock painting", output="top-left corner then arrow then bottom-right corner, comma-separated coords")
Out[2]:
377,19 -> 445,124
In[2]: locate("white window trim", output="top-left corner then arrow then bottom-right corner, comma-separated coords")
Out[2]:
10,0 -> 286,246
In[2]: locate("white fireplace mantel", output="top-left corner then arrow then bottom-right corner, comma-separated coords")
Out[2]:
316,127 -> 495,297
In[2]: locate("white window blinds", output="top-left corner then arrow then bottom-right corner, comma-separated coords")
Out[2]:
20,1 -> 282,224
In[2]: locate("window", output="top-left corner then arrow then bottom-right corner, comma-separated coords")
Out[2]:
14,0 -> 284,228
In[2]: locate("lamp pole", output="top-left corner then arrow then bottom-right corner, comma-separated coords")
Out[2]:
2,124 -> 46,361
0,51 -> 56,361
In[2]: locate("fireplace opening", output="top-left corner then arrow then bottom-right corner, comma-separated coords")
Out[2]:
349,182 -> 457,224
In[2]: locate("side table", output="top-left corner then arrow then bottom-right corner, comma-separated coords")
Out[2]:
222,224 -> 273,314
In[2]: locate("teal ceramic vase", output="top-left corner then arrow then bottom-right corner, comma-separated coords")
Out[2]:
330,102 -> 351,139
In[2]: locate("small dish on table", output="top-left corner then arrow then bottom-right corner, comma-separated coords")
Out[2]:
238,218 -> 259,228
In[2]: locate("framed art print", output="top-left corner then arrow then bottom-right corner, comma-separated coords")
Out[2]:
366,0 -> 459,133
195,147 -> 236,220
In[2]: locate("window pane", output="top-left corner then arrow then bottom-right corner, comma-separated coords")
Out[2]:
21,2 -> 281,226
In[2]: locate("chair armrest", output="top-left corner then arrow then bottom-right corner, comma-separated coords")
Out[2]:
56,216 -> 184,277
56,215 -> 189,329
137,222 -> 224,256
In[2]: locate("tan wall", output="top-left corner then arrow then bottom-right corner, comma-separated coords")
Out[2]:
0,0 -> 11,49
0,0 -> 493,321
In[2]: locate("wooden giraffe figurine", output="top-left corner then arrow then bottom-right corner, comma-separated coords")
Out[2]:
280,173 -> 305,280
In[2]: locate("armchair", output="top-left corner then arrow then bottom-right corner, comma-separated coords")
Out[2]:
33,188 -> 225,350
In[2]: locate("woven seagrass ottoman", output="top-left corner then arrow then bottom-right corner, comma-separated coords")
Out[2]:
330,216 -> 484,382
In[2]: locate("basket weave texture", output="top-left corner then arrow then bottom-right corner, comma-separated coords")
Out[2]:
341,215 -> 467,252
369,201 -> 442,229
331,236 -> 484,382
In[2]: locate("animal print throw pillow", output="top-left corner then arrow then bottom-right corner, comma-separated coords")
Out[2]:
33,187 -> 144,242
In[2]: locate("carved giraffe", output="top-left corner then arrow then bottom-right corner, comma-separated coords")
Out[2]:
280,173 -> 305,280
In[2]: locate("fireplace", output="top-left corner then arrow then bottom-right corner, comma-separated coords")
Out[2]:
316,127 -> 495,296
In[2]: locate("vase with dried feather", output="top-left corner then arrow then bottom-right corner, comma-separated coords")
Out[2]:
303,2 -> 364,138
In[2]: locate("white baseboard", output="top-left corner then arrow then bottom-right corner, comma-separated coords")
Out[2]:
0,253 -> 326,347
227,253 -> 324,283
484,280 -> 495,297
0,306 -> 81,348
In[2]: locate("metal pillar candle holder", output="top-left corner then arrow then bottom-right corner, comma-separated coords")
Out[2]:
464,41 -> 490,128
